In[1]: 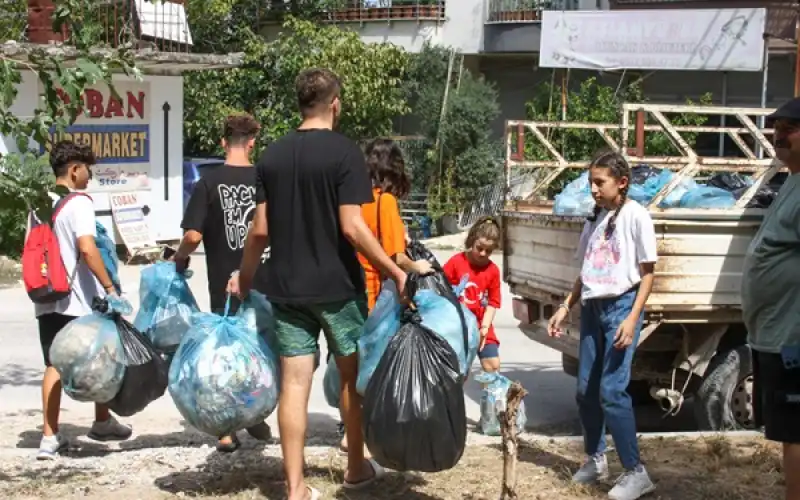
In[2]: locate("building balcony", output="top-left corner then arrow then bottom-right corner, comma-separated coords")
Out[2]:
1,0 -> 192,52
322,0 -> 446,23
483,0 -> 579,53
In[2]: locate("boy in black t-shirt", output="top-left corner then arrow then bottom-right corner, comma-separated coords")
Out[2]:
229,69 -> 408,500
174,113 -> 271,452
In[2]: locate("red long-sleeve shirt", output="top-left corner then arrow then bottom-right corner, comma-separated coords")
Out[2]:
443,252 -> 502,346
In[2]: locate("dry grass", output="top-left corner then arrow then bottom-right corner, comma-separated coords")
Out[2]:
0,436 -> 784,499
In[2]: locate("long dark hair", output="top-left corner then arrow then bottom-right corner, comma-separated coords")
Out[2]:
364,138 -> 411,199
586,150 -> 631,237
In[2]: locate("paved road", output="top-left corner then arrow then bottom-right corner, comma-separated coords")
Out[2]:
0,249 -> 695,449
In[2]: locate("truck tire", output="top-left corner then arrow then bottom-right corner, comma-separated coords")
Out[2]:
694,345 -> 755,431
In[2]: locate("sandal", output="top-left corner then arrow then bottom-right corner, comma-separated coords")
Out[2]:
307,486 -> 321,500
216,434 -> 241,453
343,458 -> 386,490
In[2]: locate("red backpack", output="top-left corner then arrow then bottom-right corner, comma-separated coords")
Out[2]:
22,192 -> 91,304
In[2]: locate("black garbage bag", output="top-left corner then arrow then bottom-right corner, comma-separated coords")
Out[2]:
405,239 -> 456,299
362,307 -> 467,473
708,172 -> 750,194
93,298 -> 169,417
631,164 -> 661,185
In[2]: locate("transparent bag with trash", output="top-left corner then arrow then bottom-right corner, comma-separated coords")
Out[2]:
168,297 -> 279,437
134,262 -> 200,354
49,295 -> 134,403
474,371 -> 527,436
553,171 -> 595,216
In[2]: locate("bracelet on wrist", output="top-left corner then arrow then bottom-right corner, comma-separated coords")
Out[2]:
559,302 -> 570,312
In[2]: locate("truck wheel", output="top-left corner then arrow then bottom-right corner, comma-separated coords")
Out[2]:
694,345 -> 755,431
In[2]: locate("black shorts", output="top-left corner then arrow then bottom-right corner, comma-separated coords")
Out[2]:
38,313 -> 78,367
753,349 -> 800,444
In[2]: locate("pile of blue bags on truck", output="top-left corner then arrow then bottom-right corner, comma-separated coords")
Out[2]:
553,165 -> 783,215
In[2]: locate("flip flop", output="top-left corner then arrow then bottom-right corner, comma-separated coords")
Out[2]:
342,458 -> 386,490
216,435 -> 241,453
308,486 -> 321,500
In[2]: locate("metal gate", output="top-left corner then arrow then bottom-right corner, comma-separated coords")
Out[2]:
504,103 -> 779,209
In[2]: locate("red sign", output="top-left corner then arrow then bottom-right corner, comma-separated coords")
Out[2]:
56,88 -> 146,120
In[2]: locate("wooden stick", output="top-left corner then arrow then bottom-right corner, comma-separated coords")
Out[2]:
500,381 -> 528,500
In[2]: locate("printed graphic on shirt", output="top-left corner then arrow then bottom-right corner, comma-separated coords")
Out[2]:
460,276 -> 488,307
583,230 -> 621,286
218,184 -> 256,251
218,184 -> 270,262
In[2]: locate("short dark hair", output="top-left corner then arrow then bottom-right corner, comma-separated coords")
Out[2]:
50,140 -> 96,177
365,138 -> 410,199
223,113 -> 261,146
295,68 -> 341,117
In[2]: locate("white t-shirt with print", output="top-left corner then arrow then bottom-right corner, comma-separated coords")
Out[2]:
574,200 -> 658,301
33,192 -> 104,318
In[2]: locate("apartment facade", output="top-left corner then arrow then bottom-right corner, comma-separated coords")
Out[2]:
286,1 -> 798,138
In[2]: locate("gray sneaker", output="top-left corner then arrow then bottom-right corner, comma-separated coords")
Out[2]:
572,454 -> 609,484
37,434 -> 68,460
87,416 -> 132,442
608,466 -> 656,500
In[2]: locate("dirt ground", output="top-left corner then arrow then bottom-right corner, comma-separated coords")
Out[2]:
0,435 -> 783,500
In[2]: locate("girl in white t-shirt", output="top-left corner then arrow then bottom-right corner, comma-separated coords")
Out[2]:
548,151 -> 657,500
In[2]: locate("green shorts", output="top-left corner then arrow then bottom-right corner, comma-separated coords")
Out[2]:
273,297 -> 368,357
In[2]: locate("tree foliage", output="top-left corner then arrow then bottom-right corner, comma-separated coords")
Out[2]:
0,0 -> 141,257
183,16 -> 409,156
405,45 -> 502,216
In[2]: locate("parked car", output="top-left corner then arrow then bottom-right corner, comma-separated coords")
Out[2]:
183,158 -> 224,212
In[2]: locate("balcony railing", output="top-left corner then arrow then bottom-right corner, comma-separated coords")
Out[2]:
486,0 -> 576,23
322,1 -> 446,23
0,0 -> 191,52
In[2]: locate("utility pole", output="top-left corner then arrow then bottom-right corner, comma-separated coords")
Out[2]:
795,0 -> 800,96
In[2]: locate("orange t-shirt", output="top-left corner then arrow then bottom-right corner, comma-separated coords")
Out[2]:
358,188 -> 406,310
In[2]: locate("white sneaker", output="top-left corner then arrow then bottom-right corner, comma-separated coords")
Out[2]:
37,434 -> 68,460
87,416 -> 133,442
608,466 -> 656,500
572,454 -> 609,484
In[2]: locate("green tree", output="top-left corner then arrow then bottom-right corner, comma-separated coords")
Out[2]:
183,17 -> 409,156
0,0 -> 141,258
405,45 -> 502,216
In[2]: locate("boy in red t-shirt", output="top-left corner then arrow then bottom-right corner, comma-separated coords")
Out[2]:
443,217 -> 502,373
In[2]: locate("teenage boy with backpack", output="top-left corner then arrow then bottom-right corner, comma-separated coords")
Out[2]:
29,141 -> 132,460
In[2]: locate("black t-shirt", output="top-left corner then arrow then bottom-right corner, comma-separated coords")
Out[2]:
255,129 -> 373,304
181,164 -> 269,312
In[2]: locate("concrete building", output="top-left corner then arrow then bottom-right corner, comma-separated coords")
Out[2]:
266,1 -> 798,140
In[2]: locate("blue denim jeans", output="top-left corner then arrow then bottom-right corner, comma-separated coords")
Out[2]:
577,287 -> 643,470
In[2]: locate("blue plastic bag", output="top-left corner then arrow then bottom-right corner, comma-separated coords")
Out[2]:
235,291 -> 279,367
95,222 -> 121,294
323,360 -> 341,408
168,301 -> 279,436
134,262 -> 200,354
474,371 -> 528,436
679,185 -> 736,209
49,296 -> 134,403
553,171 -> 595,216
627,169 -> 698,208
355,278 -> 479,396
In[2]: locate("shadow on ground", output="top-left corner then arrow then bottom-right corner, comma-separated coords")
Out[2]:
465,362 -> 699,437
16,412 -> 343,459
0,363 -> 43,388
